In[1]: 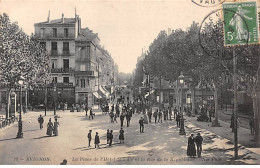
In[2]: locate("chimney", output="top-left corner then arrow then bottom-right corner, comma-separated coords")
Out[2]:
61,13 -> 64,23
47,10 -> 50,23
168,28 -> 172,36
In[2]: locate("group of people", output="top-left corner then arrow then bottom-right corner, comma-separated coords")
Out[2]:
87,128 -> 125,149
187,133 -> 204,158
37,115 -> 60,137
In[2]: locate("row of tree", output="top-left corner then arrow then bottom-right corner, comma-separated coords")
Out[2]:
134,20 -> 259,128
0,13 -> 51,118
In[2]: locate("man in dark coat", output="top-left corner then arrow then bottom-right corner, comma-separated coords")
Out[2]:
89,108 -> 94,119
116,104 -> 120,117
158,110 -> 162,123
107,129 -> 110,144
120,113 -> 124,127
110,112 -> 114,123
139,117 -> 144,133
109,130 -> 113,146
148,108 -> 152,123
38,115 -> 44,129
195,133 -> 203,157
154,110 -> 158,123
111,104 -> 114,112
176,113 -> 180,127
126,112 -> 131,127
95,132 -> 100,149
87,130 -> 92,147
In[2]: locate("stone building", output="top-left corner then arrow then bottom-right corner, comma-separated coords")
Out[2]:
33,12 -> 118,108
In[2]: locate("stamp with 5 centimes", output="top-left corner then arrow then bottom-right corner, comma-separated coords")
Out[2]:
222,1 -> 259,46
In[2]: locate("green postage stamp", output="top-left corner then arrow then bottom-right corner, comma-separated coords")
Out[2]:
223,1 -> 259,46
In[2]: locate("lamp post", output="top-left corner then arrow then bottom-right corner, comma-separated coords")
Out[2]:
17,76 -> 24,138
53,83 -> 57,116
178,72 -> 186,135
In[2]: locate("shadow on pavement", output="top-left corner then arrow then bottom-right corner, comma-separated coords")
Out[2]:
80,142 -> 123,151
23,129 -> 39,132
33,135 -> 57,139
0,137 -> 18,142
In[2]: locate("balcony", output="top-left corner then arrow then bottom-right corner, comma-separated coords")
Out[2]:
51,50 -> 58,56
62,50 -> 70,56
51,68 -> 74,73
48,82 -> 74,87
74,71 -> 97,77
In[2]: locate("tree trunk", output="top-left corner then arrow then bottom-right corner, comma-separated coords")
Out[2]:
5,87 -> 11,119
212,84 -> 220,127
191,86 -> 196,116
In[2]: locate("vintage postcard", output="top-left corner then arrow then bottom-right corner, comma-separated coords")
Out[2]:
0,0 -> 260,166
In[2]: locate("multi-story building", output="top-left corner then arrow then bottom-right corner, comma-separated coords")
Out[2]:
33,12 -> 118,108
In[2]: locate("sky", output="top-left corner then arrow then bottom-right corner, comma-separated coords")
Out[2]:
0,0 -> 218,73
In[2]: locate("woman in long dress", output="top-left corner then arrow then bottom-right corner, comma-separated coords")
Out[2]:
53,118 -> 59,136
187,134 -> 196,157
46,118 -> 53,136
119,128 -> 124,143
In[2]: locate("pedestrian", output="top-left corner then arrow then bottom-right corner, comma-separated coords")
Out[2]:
163,108 -> 167,120
169,107 -> 172,121
111,104 -> 114,112
174,107 -> 178,119
119,127 -> 124,143
153,109 -> 158,123
126,112 -> 130,127
249,117 -> 254,135
187,134 -> 196,157
158,110 -> 162,123
85,105 -> 88,116
139,117 -> 144,133
176,113 -> 180,127
53,118 -> 59,136
38,114 -> 44,129
114,113 -> 118,123
89,108 -> 93,120
107,129 -> 110,144
195,133 -> 203,157
46,118 -> 53,136
120,113 -> 124,127
87,130 -> 92,147
110,111 -> 114,123
95,132 -> 100,149
109,130 -> 113,146
148,108 -> 152,123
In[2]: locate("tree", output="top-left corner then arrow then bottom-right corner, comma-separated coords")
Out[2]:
0,13 -> 51,118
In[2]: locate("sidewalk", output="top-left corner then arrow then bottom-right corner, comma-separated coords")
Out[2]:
185,115 -> 260,153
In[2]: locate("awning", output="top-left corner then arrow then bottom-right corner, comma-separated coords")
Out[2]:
100,86 -> 110,98
145,90 -> 155,98
97,89 -> 106,99
93,92 -> 102,99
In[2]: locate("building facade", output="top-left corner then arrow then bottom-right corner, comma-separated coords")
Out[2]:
33,12 -> 118,108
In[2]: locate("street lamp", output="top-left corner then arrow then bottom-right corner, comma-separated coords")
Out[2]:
53,83 -> 57,115
178,72 -> 186,135
17,76 -> 24,138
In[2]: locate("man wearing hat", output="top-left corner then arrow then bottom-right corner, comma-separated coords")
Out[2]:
195,133 -> 203,157
37,115 -> 44,129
